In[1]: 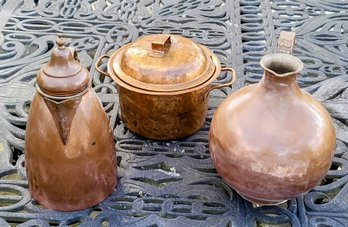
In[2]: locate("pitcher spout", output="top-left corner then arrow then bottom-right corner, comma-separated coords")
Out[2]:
43,95 -> 82,145
260,53 -> 303,78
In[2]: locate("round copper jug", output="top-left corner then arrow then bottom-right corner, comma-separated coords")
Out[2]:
209,31 -> 336,205
25,36 -> 117,211
96,34 -> 237,140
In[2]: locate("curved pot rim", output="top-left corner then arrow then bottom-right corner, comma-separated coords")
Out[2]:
107,45 -> 222,96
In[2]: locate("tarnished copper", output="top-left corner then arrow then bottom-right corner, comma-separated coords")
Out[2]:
96,34 -> 237,140
209,32 -> 336,205
113,34 -> 215,91
25,36 -> 117,211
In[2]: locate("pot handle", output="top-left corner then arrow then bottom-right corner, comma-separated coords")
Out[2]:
277,31 -> 295,54
95,54 -> 110,77
206,67 -> 237,95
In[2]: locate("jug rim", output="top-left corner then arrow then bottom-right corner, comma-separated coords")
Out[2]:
260,53 -> 304,78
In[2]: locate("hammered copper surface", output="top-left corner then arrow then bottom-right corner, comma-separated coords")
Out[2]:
117,34 -> 212,89
117,84 -> 210,140
209,52 -> 336,205
25,36 -> 117,211
114,67 -> 236,140
96,34 -> 237,140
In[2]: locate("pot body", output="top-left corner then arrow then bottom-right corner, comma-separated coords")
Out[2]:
209,59 -> 336,205
95,34 -> 237,140
25,89 -> 117,211
118,84 -> 210,140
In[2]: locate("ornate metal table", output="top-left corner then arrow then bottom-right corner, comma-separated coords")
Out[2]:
0,0 -> 347,226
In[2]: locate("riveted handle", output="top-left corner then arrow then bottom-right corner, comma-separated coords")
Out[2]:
95,54 -> 110,77
150,35 -> 171,57
277,31 -> 295,54
206,67 -> 237,97
68,47 -> 79,61
55,34 -> 79,61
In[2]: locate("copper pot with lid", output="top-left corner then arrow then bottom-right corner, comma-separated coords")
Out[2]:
96,34 -> 237,140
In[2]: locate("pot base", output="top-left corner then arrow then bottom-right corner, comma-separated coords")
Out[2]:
237,191 -> 288,206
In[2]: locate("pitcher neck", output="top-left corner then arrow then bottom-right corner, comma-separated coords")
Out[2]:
259,53 -> 303,92
262,71 -> 298,88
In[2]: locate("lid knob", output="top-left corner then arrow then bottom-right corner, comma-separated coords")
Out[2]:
150,35 -> 171,57
56,34 -> 66,50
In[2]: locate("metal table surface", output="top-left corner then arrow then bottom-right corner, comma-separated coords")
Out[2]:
0,0 -> 348,226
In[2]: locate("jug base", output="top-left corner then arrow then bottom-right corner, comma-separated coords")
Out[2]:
238,191 -> 288,206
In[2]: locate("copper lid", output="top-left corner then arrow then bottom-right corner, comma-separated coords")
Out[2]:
111,34 -> 215,92
37,36 -> 89,97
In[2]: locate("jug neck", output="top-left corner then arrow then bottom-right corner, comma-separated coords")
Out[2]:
260,53 -> 303,92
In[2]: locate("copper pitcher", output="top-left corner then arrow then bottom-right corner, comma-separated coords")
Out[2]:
209,31 -> 336,205
25,36 -> 117,211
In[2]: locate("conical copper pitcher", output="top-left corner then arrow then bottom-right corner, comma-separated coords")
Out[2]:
25,36 -> 117,211
209,31 -> 336,205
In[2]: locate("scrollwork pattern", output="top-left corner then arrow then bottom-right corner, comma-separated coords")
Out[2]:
0,0 -> 347,226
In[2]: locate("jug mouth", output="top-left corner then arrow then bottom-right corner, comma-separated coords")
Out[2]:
260,53 -> 303,77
